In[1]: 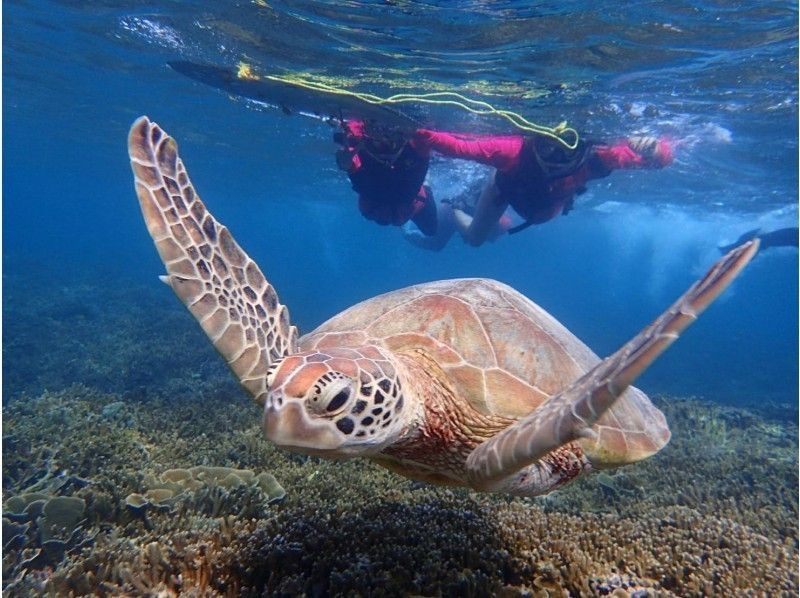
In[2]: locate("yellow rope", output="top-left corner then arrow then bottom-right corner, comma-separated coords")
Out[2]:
236,62 -> 578,150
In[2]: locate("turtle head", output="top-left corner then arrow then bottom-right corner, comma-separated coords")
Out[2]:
262,346 -> 409,457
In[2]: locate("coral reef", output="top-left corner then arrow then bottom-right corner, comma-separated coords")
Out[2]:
2,386 -> 796,596
124,465 -> 285,522
2,260 -> 237,401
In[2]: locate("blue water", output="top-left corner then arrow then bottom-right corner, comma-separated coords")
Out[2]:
4,0 -> 798,407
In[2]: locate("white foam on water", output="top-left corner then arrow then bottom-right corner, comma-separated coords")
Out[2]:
119,17 -> 185,50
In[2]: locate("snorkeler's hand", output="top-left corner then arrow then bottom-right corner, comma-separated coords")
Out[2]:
628,136 -> 673,167
628,136 -> 658,156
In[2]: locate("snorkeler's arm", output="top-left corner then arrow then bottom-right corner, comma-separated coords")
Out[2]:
414,129 -> 523,171
593,137 -> 674,170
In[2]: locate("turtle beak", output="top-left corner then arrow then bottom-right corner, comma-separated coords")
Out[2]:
263,400 -> 344,454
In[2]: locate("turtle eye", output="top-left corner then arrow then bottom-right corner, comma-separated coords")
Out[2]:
307,374 -> 353,416
326,388 -> 351,412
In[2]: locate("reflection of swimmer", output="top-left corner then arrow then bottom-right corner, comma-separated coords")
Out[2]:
718,227 -> 799,254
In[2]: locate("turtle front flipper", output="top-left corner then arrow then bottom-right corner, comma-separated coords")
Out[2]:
128,116 -> 298,405
465,240 -> 759,491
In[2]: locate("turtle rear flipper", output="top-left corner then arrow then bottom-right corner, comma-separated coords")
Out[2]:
465,240 -> 759,490
128,116 -> 298,405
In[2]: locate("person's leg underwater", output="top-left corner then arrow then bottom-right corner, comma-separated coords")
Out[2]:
403,189 -> 457,251
453,173 -> 508,247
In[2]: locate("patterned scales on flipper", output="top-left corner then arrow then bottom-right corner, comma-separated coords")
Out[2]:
128,117 -> 298,405
465,239 -> 760,489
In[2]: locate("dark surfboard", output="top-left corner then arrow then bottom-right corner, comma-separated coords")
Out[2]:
169,61 -> 423,129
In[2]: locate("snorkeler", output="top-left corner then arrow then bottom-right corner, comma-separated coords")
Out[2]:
413,129 -> 674,247
718,227 -> 799,254
334,120 -> 673,249
334,120 -> 444,236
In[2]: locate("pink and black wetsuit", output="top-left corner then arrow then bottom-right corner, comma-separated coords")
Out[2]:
414,129 -> 673,226
338,121 -> 438,235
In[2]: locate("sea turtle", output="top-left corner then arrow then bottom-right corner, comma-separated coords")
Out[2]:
128,116 -> 757,496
